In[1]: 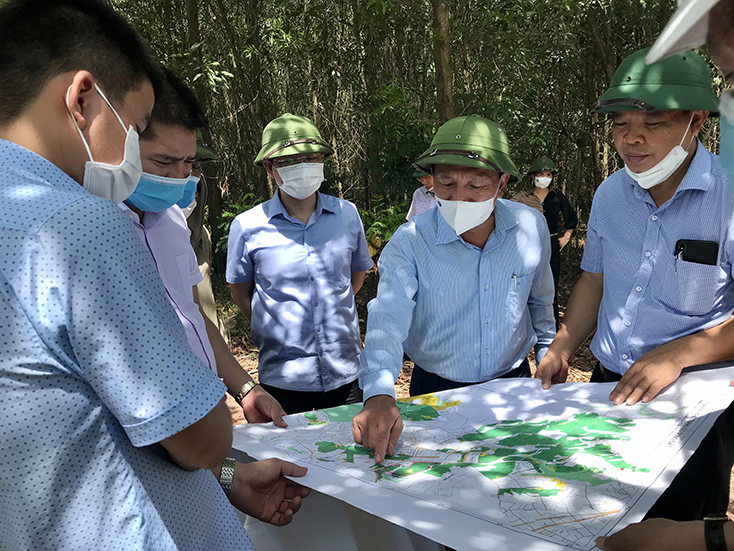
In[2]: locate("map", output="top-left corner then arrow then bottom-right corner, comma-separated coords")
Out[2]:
232,369 -> 734,551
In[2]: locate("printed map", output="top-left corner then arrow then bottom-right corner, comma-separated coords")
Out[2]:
233,372 -> 734,551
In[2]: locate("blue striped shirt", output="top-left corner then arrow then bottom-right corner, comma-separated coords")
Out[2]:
360,200 -> 556,400
581,141 -> 734,374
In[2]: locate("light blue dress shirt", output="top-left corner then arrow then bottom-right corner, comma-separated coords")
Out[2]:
0,140 -> 252,551
226,191 -> 373,392
582,141 -> 734,375
360,200 -> 556,400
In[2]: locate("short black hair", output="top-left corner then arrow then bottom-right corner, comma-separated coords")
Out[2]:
140,68 -> 208,140
0,0 -> 162,125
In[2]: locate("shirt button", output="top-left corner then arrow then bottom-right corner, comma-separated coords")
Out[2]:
485,318 -> 490,323
484,284 -> 488,290
317,327 -> 322,333
651,215 -> 658,221
645,252 -> 651,258
636,286 -> 642,292
314,302 -> 319,307
622,354 -> 628,360
625,320 -> 631,327
310,277 -> 315,281
485,349 -> 490,355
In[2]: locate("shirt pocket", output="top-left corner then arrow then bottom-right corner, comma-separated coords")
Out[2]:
507,273 -> 534,326
670,259 -> 722,315
326,247 -> 353,282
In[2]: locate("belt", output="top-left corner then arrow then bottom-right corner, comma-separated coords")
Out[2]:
549,233 -> 558,237
597,362 -> 623,382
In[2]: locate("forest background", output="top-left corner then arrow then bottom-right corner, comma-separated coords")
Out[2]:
114,0 -> 725,361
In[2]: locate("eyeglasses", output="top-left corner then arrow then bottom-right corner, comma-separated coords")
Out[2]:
271,153 -> 325,168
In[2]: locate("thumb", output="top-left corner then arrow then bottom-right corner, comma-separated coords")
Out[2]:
278,460 -> 308,478
271,406 -> 288,428
537,365 -> 553,390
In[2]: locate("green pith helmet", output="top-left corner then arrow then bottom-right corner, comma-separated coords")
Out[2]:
195,130 -> 217,162
593,48 -> 719,115
412,166 -> 431,179
528,157 -> 557,175
254,113 -> 334,166
414,115 -> 520,183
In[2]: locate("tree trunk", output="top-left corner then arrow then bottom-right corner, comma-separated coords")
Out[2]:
431,0 -> 454,123
187,0 -> 224,274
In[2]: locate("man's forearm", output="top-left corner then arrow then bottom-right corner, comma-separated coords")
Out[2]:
229,282 -> 254,321
549,271 -> 603,359
667,316 -> 734,368
203,314 -> 252,394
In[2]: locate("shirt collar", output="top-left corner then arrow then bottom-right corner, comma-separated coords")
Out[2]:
0,139 -> 84,195
265,190 -> 334,222
434,198 -> 518,247
628,140 -> 713,201
118,202 -> 165,229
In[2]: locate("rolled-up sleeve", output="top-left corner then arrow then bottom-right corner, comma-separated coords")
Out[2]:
359,232 -> 418,400
35,198 -> 226,448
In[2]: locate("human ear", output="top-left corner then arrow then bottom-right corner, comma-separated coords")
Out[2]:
691,110 -> 709,136
497,172 -> 511,197
66,70 -> 97,133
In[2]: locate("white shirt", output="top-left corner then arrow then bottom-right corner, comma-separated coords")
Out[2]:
121,204 -> 218,374
406,186 -> 437,221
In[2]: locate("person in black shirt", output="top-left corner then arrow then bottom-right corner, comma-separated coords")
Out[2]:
512,157 -> 577,326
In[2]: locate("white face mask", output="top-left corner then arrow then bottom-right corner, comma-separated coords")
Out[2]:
436,188 -> 500,236
534,176 -> 552,189
180,199 -> 197,219
276,162 -> 324,200
625,112 -> 695,190
67,84 -> 143,203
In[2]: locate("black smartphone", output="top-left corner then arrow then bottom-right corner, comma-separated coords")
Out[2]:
674,239 -> 719,266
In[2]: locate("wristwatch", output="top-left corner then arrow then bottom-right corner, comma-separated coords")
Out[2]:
704,514 -> 730,551
231,380 -> 258,405
219,457 -> 236,497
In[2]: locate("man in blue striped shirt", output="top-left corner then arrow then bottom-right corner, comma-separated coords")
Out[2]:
536,48 -> 734,521
353,115 -> 556,463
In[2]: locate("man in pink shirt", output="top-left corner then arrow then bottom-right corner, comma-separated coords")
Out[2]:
121,69 -> 286,426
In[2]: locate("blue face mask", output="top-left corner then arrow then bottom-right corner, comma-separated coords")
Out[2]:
719,92 -> 734,186
126,172 -> 188,213
176,175 -> 200,208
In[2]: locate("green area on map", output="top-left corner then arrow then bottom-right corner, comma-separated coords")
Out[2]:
311,409 -> 649,491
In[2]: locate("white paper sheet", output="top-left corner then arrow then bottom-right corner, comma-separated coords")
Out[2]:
232,368 -> 734,551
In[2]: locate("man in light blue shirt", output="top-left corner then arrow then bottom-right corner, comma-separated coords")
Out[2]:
0,2 -> 305,549
352,115 -> 556,463
227,114 -> 373,414
536,48 -> 734,521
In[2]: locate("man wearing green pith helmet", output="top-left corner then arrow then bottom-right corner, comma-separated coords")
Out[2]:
537,47 -> 734,521
226,114 -> 373,414
353,115 -> 556,463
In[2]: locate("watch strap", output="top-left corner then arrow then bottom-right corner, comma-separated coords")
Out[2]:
705,515 -> 729,551
232,380 -> 258,405
219,457 -> 236,497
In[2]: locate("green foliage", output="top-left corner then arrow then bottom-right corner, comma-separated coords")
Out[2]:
115,0 -> 699,234
215,193 -> 265,254
359,197 -> 409,250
